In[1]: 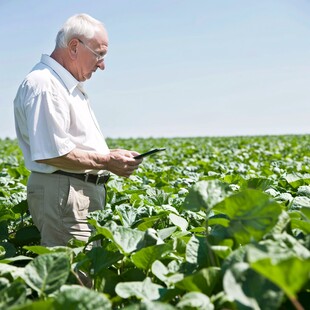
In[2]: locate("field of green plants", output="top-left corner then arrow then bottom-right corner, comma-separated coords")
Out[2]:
0,135 -> 310,310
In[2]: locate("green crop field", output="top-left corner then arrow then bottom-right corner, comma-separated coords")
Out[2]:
0,135 -> 310,310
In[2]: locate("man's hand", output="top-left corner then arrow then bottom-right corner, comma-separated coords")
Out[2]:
106,149 -> 143,177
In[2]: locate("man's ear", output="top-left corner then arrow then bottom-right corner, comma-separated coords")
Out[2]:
68,38 -> 79,59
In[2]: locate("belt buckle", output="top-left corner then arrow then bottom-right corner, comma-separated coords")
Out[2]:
84,173 -> 89,182
104,173 -> 110,184
96,173 -> 110,185
95,174 -> 101,185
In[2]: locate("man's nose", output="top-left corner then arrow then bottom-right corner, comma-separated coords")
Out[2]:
97,60 -> 105,70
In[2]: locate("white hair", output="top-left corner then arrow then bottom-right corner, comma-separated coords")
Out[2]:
55,13 -> 105,48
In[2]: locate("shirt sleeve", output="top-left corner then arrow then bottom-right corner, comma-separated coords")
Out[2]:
25,90 -> 76,161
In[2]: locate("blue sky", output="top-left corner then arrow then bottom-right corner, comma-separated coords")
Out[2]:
1,0 -> 310,139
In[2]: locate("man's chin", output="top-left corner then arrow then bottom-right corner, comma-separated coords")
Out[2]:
85,72 -> 93,80
80,75 -> 91,81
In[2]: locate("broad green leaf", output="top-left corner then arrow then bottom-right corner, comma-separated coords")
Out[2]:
13,226 -> 40,246
151,260 -> 184,287
176,292 -> 214,310
0,280 -> 27,309
211,291 -> 237,310
244,178 -> 275,191
0,277 -> 9,290
250,256 -> 310,298
0,205 -> 15,222
208,214 -> 230,227
88,220 -> 145,255
182,180 -> 231,212
24,245 -> 74,257
93,268 -> 123,296
88,219 -> 115,240
0,263 -> 24,279
122,301 -> 176,310
274,192 -> 293,205
131,243 -> 172,270
221,245 -> 247,273
186,235 -> 217,268
223,262 -> 283,310
86,247 -> 123,274
115,204 -> 138,227
210,245 -> 232,259
175,267 -> 221,296
300,206 -> 310,219
54,284 -> 112,310
0,246 -> 4,259
290,218 -> 310,234
138,228 -> 165,248
267,211 -> 290,235
0,255 -> 32,264
213,190 -> 282,244
247,233 -> 310,297
246,233 -> 310,264
12,199 -> 28,216
285,173 -> 310,189
136,216 -> 162,231
115,277 -> 167,301
0,221 -> 8,241
0,241 -> 16,258
10,299 -> 54,309
23,246 -> 55,255
23,253 -> 70,297
290,196 -> 310,210
160,204 -> 180,215
190,226 -> 207,233
157,226 -> 177,240
168,213 -> 188,231
297,185 -> 310,198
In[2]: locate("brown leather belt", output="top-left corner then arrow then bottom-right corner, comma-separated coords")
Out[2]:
53,170 -> 110,185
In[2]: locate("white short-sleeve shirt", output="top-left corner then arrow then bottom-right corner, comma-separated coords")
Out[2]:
14,54 -> 110,173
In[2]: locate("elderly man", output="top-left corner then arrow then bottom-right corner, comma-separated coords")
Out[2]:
14,14 -> 143,248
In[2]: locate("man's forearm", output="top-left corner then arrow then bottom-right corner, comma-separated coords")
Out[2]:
36,148 -> 143,177
36,148 -> 108,171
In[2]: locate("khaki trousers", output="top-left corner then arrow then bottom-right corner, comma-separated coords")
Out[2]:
27,172 -> 106,247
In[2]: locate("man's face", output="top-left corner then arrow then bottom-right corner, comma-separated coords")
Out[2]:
75,29 -> 108,81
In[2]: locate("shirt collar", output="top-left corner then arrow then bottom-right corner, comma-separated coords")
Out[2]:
40,54 -> 80,94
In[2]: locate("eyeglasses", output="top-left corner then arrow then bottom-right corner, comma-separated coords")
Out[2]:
78,39 -> 106,62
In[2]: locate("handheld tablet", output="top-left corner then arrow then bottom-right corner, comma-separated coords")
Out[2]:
134,148 -> 166,159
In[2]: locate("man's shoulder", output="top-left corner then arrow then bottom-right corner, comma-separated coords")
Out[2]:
26,62 -> 53,86
14,66 -> 64,107
23,62 -> 63,96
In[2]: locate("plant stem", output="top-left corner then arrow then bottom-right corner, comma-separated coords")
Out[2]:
289,296 -> 304,310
